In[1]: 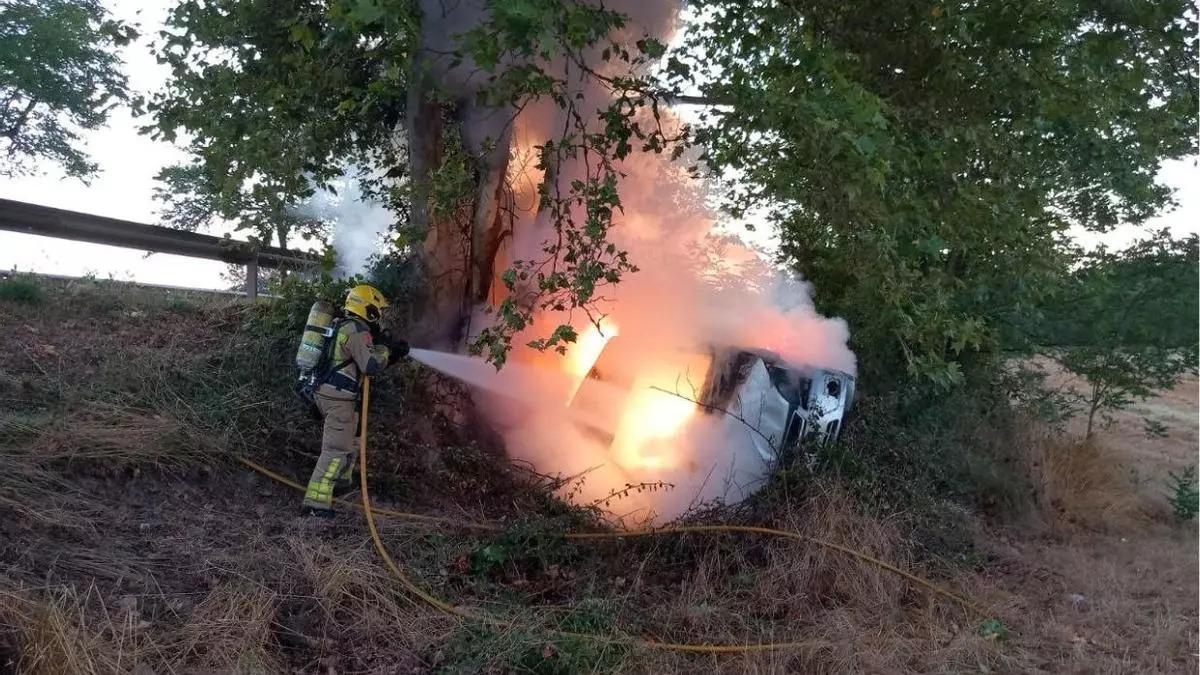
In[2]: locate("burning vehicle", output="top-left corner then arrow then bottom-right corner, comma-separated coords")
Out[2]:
565,334 -> 856,484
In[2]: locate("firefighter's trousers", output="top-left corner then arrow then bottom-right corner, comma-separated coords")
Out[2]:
302,387 -> 359,512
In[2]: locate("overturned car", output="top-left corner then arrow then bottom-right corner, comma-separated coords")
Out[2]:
566,337 -> 855,478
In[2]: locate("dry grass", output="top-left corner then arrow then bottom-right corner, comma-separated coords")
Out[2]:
630,485 -> 1008,674
171,583 -> 281,673
287,535 -> 455,662
0,585 -> 145,675
26,403 -> 223,465
1035,540 -> 1197,673
0,403 -> 226,531
974,521 -> 1198,674
0,463 -> 98,529
1030,434 -> 1148,529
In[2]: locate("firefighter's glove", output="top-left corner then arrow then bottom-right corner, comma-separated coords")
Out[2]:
387,338 -> 410,366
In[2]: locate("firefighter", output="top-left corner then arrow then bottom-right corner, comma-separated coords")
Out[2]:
302,283 -> 407,517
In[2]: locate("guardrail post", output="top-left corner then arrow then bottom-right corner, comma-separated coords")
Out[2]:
245,256 -> 259,299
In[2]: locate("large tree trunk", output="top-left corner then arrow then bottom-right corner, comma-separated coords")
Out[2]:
407,68 -> 463,347
468,124 -> 513,305
407,63 -> 512,349
407,0 -> 528,349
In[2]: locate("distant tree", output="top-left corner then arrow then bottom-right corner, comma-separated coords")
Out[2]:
153,161 -> 327,251
0,0 -> 135,178
1041,232 -> 1199,438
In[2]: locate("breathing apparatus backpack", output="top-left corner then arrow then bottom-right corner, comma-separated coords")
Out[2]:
294,300 -> 347,419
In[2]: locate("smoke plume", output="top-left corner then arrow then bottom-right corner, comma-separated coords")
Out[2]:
417,0 -> 855,522
299,172 -> 394,278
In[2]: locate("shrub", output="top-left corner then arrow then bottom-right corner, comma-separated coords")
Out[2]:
1166,465 -> 1198,522
0,276 -> 44,305
752,380 -> 1032,563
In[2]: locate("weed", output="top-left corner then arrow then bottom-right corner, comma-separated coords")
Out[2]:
979,618 -> 1010,641
0,275 -> 43,305
471,542 -> 511,576
1143,417 -> 1170,439
469,518 -> 585,580
439,612 -> 627,675
165,294 -> 201,315
1166,465 -> 1198,521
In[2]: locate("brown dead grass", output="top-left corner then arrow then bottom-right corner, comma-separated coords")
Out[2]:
0,403 -> 227,531
0,585 -> 145,675
172,583 -> 281,673
634,485 -> 1008,674
1030,433 -> 1148,530
27,403 -> 223,465
287,535 -> 455,663
974,518 -> 1198,674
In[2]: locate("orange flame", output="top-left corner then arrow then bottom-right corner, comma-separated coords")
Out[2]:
609,352 -> 711,471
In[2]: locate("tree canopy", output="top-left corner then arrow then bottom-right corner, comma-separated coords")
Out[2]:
0,0 -> 136,178
674,0 -> 1197,387
146,0 -> 1197,403
153,160 -> 328,250
147,0 -> 670,353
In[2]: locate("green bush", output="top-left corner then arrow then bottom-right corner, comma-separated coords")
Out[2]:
0,275 -> 44,305
261,269 -> 356,335
1166,465 -> 1199,521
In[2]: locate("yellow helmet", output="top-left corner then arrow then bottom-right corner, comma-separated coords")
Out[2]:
344,283 -> 389,323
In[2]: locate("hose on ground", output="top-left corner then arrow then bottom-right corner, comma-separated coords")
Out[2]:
356,378 -> 829,653
244,377 -> 992,652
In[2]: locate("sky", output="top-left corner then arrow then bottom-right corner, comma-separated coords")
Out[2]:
1,1 -> 1196,291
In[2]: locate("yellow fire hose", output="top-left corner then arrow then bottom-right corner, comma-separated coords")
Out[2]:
243,377 -> 992,653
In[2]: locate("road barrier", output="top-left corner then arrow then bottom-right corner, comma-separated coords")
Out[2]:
0,198 -> 320,298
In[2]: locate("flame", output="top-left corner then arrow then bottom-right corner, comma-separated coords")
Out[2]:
564,320 -> 618,402
559,322 -> 711,472
566,321 -> 618,379
609,352 -> 712,471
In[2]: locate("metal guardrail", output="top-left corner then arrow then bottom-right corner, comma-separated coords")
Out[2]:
0,198 -> 320,298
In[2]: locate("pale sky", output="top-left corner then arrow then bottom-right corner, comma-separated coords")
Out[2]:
1,0 -> 1196,291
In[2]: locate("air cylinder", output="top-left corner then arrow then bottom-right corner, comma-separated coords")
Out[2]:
295,300 -> 336,374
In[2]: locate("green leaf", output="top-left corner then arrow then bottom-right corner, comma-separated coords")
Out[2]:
854,134 -> 876,156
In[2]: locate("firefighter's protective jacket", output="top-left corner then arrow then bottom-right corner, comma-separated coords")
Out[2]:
319,317 -> 391,399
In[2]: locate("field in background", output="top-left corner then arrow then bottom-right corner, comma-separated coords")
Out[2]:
1001,371 -> 1198,672
0,277 -> 1195,673
1101,374 -> 1198,506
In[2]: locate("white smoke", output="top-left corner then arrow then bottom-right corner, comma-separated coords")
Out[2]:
298,172 -> 394,278
412,0 -> 856,521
